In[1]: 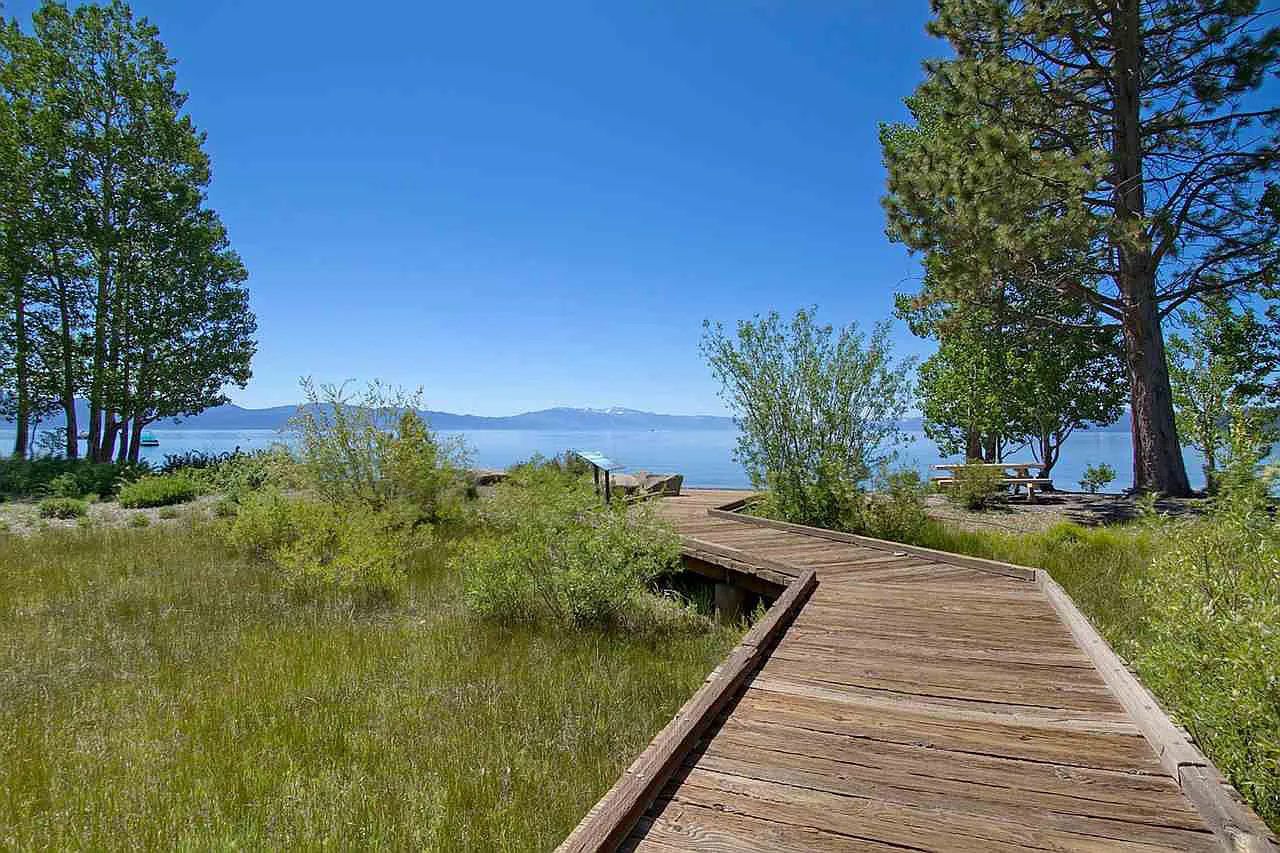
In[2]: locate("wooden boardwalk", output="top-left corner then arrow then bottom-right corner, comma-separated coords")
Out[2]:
560,490 -> 1276,853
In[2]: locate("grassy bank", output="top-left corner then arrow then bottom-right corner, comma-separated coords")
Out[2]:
0,522 -> 738,850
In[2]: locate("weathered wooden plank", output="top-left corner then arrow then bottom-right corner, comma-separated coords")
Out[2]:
757,658 -> 1120,712
736,689 -> 1163,772
669,769 -> 1212,853
681,536 -> 802,582
555,571 -> 817,853
705,507 -> 1037,580
748,674 -> 1134,732
711,715 -> 1197,812
776,630 -> 1095,668
628,799 -> 907,852
692,747 -> 1216,844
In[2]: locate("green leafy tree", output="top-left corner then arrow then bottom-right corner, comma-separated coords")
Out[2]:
912,307 -> 1017,461
884,92 -> 1126,478
0,1 -> 256,460
1168,295 -> 1279,490
701,308 -> 915,529
884,1 -> 1280,496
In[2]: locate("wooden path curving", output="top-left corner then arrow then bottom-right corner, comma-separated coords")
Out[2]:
560,490 -> 1277,853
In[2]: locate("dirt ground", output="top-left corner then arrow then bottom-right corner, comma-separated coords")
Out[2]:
924,490 -> 1206,535
0,494 -> 223,536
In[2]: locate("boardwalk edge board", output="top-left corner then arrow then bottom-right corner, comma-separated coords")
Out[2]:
705,506 -> 1037,581
555,568 -> 818,853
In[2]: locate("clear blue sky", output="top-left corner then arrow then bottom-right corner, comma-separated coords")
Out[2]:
9,1 -> 943,415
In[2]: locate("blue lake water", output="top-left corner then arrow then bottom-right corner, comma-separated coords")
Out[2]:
1,426 -> 1216,492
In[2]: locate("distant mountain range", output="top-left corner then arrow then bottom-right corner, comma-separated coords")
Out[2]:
34,401 -> 739,432
23,401 -> 1133,434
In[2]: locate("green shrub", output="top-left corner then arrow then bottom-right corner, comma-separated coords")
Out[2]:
0,457 -> 146,500
753,460 -> 865,531
157,506 -> 180,520
1133,484 -> 1280,825
47,472 -> 83,498
117,475 -> 198,508
128,514 -> 150,527
182,447 -> 299,502
289,379 -> 471,523
223,489 -> 426,603
701,309 -> 913,530
459,465 -> 680,628
212,497 -> 238,518
857,468 -> 930,540
38,497 -> 88,519
946,461 -> 1005,510
1079,462 -> 1117,494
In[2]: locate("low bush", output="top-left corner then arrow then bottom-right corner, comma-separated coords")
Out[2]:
458,464 -> 681,629
753,460 -> 865,531
0,457 -> 147,500
129,514 -> 150,528
38,497 -> 88,519
177,447 -> 298,502
117,475 -> 198,508
1079,462 -> 1117,494
945,460 -> 1005,510
856,468 -> 930,541
159,448 -> 242,473
47,472 -> 83,498
1132,485 -> 1280,825
223,489 -> 428,603
289,380 -> 471,525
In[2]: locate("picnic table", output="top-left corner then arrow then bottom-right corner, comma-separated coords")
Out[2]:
930,461 -> 1054,502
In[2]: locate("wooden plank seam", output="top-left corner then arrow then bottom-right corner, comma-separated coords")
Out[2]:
555,567 -> 818,853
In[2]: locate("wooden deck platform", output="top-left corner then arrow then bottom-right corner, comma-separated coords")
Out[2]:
560,490 -> 1277,853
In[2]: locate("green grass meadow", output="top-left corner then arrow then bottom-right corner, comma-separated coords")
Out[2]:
0,522 -> 737,850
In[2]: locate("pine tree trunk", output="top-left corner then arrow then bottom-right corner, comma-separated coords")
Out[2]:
100,415 -> 119,462
1120,290 -> 1191,495
11,276 -> 30,459
1111,0 -> 1192,497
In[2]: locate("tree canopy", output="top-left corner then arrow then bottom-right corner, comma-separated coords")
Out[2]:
0,0 -> 255,461
883,0 -> 1280,495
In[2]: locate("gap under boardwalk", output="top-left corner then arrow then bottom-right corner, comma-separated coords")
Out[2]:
622,490 -> 1222,852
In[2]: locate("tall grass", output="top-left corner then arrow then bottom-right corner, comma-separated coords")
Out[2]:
0,523 -> 737,850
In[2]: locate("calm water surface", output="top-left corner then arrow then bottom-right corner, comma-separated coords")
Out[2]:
2,426 -> 1216,492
